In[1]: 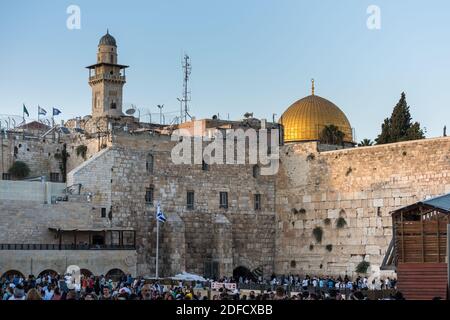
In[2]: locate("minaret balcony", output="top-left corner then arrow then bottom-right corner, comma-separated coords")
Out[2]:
89,73 -> 126,83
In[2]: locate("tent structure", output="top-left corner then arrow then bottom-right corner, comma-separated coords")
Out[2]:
171,272 -> 207,282
390,193 -> 449,300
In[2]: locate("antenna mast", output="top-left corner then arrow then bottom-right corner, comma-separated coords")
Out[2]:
181,54 -> 192,123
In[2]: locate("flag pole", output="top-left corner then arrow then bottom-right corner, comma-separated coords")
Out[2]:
156,214 -> 159,279
52,112 -> 55,142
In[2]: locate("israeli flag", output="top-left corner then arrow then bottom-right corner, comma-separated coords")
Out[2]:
156,203 -> 167,223
38,106 -> 47,116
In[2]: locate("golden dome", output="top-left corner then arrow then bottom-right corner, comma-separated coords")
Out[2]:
280,82 -> 353,143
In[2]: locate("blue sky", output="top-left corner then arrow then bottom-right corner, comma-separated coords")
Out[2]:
0,0 -> 449,141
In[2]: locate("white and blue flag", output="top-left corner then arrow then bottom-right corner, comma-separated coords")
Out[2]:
38,106 -> 47,116
156,203 -> 167,223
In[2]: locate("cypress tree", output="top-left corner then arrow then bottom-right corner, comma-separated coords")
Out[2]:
376,92 -> 424,144
375,118 -> 391,145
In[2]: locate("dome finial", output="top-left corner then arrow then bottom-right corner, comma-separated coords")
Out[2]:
311,78 -> 315,96
107,28 -> 109,34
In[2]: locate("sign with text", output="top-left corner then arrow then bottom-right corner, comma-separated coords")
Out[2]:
211,282 -> 237,290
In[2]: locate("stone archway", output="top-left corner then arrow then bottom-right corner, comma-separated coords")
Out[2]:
105,268 -> 126,282
1,270 -> 25,280
80,268 -> 94,277
38,269 -> 58,278
233,266 -> 256,282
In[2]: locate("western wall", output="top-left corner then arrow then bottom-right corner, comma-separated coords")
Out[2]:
68,132 -> 277,278
275,137 -> 450,277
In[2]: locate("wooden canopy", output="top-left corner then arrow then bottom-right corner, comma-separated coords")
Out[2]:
391,194 -> 449,264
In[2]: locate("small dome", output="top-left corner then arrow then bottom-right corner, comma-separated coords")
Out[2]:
99,30 -> 117,47
280,81 -> 353,143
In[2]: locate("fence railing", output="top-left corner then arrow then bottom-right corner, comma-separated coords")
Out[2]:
0,244 -> 136,250
64,183 -> 82,195
236,283 -> 397,299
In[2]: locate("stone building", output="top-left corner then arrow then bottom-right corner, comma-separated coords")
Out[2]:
1,31 -> 449,280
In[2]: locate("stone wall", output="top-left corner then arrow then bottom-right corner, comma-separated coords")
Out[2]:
0,250 -> 137,277
0,135 -> 62,180
68,132 -> 277,278
0,196 -> 136,277
0,200 -> 110,244
275,137 -> 450,277
67,147 -> 113,210
0,181 -> 65,203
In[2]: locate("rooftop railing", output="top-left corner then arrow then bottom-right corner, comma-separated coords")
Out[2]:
0,243 -> 135,250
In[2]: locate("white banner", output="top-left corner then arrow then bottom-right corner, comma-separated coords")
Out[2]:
211,282 -> 237,290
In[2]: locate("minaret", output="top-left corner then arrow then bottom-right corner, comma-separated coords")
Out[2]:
87,30 -> 129,118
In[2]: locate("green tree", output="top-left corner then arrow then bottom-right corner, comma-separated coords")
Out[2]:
8,161 -> 30,179
54,144 -> 70,183
376,92 -> 425,144
355,260 -> 370,274
376,118 -> 391,145
76,144 -> 88,160
358,139 -> 374,147
319,125 -> 345,145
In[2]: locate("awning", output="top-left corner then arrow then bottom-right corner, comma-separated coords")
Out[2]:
391,192 -> 450,216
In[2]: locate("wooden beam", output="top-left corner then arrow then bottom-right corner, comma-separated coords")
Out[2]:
421,215 -> 425,263
448,224 -> 450,295
437,215 -> 440,263
401,212 -> 405,263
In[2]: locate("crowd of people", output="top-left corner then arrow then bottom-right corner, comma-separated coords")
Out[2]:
234,274 -> 398,291
0,272 -> 402,301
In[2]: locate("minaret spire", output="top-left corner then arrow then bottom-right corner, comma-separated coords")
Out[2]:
311,78 -> 315,96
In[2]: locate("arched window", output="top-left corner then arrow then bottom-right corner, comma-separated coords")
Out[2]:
146,154 -> 154,173
110,101 -> 116,109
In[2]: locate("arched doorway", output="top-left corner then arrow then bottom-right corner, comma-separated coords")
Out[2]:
105,268 -> 126,282
233,266 -> 256,282
80,269 -> 94,278
38,269 -> 58,278
1,270 -> 25,281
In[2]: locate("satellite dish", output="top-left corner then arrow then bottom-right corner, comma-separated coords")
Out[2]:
125,108 -> 136,115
